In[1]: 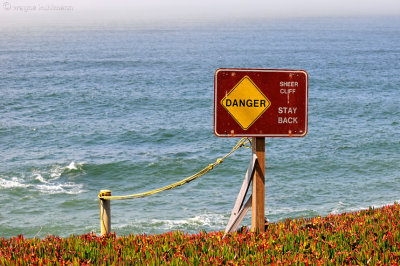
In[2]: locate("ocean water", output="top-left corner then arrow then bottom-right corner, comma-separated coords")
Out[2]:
1,17 -> 400,238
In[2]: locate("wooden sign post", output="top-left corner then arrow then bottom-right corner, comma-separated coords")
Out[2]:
252,137 -> 265,232
214,68 -> 308,233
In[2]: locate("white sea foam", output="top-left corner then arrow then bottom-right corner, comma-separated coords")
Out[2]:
331,201 -> 347,214
112,213 -> 227,234
0,162 -> 86,194
136,213 -> 226,231
50,167 -> 63,180
33,173 -> 48,184
33,162 -> 86,194
48,161 -> 85,180
328,200 -> 400,216
186,213 -> 226,227
35,182 -> 85,195
159,214 -> 224,228
0,177 -> 29,189
66,161 -> 79,170
348,201 -> 400,213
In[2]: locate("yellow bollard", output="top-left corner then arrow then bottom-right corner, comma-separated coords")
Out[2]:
99,190 -> 111,236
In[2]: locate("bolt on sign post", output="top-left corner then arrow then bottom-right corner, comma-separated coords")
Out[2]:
214,68 -> 308,232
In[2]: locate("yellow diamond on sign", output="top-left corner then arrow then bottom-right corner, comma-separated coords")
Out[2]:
221,76 -> 271,130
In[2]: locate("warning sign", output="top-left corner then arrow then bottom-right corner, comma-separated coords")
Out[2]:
214,68 -> 308,137
221,76 -> 271,130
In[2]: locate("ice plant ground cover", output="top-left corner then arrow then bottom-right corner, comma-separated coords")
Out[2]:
1,203 -> 399,265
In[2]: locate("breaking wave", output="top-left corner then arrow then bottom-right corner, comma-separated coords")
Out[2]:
0,162 -> 86,195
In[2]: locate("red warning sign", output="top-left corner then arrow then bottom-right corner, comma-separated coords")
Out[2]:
214,68 -> 308,137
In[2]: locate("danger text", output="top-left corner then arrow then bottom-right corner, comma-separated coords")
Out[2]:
224,99 -> 267,108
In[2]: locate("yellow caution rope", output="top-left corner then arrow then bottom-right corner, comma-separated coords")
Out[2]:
98,137 -> 251,201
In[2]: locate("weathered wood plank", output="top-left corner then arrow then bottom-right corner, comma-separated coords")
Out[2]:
224,154 -> 257,234
251,137 -> 265,232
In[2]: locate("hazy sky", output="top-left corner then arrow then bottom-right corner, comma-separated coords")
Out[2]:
1,0 -> 400,27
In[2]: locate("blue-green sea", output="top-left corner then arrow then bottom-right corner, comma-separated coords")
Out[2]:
1,17 -> 400,238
